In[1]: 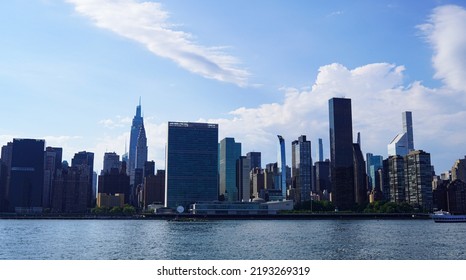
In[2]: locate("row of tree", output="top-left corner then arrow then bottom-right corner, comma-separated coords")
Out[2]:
293,200 -> 417,213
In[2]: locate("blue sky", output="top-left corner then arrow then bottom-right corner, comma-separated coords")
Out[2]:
1,0 -> 466,174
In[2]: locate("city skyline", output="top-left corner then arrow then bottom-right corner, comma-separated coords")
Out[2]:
2,1 -> 466,174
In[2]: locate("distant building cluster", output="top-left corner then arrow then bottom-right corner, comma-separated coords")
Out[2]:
1,98 -> 466,214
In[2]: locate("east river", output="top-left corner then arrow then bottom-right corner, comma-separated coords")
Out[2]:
1,219 -> 465,260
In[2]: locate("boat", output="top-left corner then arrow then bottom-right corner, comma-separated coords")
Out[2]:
430,210 -> 466,223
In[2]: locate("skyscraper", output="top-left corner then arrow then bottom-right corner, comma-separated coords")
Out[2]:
329,97 -> 354,210
388,111 -> 414,157
102,152 -> 120,174
277,135 -> 287,199
388,155 -> 405,203
219,137 -> 241,202
451,156 -> 466,183
43,147 -> 63,209
165,122 -> 219,209
366,153 -> 383,191
52,164 -> 91,213
405,150 -> 433,211
246,152 -> 261,171
318,138 -> 324,162
353,142 -> 367,205
236,156 -> 251,202
7,139 -> 45,213
135,123 -> 148,171
71,151 -> 94,208
128,99 -> 144,182
291,135 -> 312,203
403,111 -> 414,152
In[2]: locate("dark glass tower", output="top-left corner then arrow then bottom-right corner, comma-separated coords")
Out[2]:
329,98 -> 354,210
165,122 -> 219,209
8,139 -> 45,213
246,152 -> 261,171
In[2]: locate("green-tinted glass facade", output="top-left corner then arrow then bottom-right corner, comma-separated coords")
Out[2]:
165,122 -> 219,209
219,137 -> 241,202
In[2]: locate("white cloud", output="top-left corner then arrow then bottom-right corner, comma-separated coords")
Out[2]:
206,62 -> 466,173
99,116 -> 132,128
66,0 -> 250,87
419,5 -> 466,93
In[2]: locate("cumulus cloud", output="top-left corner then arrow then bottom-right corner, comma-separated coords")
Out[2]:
66,0 -> 250,87
206,62 -> 466,173
418,5 -> 466,93
94,62 -> 466,173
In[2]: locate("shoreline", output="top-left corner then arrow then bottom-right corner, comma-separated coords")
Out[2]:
0,212 -> 431,220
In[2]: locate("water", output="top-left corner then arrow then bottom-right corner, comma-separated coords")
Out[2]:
1,219 -> 465,260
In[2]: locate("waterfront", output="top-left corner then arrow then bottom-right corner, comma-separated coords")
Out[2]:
1,219 -> 465,260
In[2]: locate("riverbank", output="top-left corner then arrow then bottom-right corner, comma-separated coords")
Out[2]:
0,212 -> 431,220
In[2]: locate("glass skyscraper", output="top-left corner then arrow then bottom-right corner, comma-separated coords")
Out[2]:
128,99 -> 144,183
246,152 -> 261,171
277,135 -> 287,199
219,137 -> 241,202
403,111 -> 414,152
388,111 -> 414,157
165,122 -> 219,209
329,97 -> 355,210
7,139 -> 45,213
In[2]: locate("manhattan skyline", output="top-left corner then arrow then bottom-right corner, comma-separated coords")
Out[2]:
2,1 -> 466,174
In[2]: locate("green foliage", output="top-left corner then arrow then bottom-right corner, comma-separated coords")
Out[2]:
294,200 -> 335,212
122,205 -> 136,215
90,205 -> 136,216
363,201 -> 415,213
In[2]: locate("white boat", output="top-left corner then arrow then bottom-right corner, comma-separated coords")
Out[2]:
431,210 -> 466,223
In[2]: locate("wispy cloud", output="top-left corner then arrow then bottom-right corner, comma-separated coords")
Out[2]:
418,5 -> 466,93
327,10 -> 344,17
99,116 -> 132,129
66,0 -> 250,87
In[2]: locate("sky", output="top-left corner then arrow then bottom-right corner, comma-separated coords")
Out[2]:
1,0 -> 466,175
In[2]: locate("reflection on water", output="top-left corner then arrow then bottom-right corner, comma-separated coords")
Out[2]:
1,219 -> 465,260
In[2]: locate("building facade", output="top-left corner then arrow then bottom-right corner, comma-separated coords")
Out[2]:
246,152 -> 261,171
277,135 -> 287,199
7,139 -> 45,213
404,150 -> 433,211
452,156 -> 466,183
329,98 -> 355,210
237,156 -> 251,202
71,151 -> 94,208
219,137 -> 241,202
353,142 -> 367,205
128,100 -> 145,185
165,122 -> 219,209
291,135 -> 312,203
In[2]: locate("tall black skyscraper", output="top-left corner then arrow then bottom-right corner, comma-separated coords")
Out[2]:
329,98 -> 355,210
